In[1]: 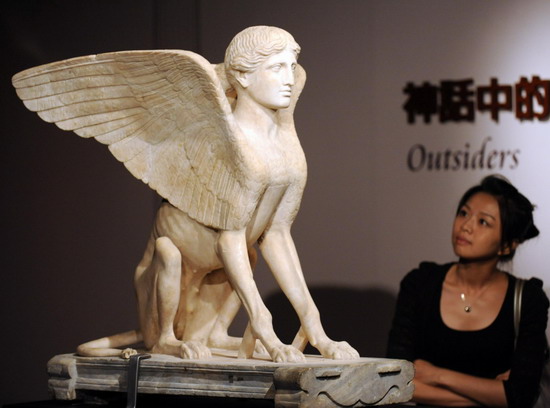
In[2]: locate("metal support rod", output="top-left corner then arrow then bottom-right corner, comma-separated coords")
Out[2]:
126,353 -> 151,408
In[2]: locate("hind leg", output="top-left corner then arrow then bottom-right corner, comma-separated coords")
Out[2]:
181,268 -> 234,345
135,236 -> 211,359
135,236 -> 181,355
207,289 -> 242,350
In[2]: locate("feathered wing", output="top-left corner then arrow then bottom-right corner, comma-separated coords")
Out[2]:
12,50 -> 263,230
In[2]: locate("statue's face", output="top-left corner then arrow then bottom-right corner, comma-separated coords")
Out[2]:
243,46 -> 297,110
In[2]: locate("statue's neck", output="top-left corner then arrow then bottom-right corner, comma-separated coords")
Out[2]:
234,97 -> 279,140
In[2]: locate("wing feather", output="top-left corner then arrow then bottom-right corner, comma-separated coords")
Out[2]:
88,115 -> 147,144
12,50 -> 262,230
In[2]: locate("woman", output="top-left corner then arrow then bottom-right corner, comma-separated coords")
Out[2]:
387,175 -> 549,407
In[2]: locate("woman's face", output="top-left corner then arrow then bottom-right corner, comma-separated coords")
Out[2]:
241,46 -> 297,110
452,192 -> 504,261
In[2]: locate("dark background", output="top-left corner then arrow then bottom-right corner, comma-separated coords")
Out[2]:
0,1 -> 396,404
0,1 -> 195,404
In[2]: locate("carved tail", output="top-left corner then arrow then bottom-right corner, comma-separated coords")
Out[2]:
76,329 -> 142,359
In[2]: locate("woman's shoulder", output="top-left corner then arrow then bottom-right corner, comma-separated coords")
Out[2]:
510,274 -> 550,317
400,261 -> 454,289
404,261 -> 453,280
522,276 -> 550,309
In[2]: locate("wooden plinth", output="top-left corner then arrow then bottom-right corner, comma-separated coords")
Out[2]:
48,351 -> 413,407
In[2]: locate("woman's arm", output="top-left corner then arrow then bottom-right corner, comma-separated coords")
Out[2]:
414,359 -> 507,407
505,278 -> 549,407
414,381 -> 482,407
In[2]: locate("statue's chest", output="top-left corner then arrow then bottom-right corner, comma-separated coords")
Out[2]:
249,134 -> 305,186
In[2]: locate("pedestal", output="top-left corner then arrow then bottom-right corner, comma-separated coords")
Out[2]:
48,352 -> 413,407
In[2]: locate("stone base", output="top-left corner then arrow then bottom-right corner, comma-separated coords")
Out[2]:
48,351 -> 413,407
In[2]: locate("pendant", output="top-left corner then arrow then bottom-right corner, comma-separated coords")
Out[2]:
460,293 -> 472,312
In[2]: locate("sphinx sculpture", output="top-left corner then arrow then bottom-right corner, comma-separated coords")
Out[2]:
12,26 -> 359,363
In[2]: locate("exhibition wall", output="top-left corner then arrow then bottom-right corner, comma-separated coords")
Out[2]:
1,0 -> 548,404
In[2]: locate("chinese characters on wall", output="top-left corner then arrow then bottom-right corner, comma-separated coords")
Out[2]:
404,76 -> 550,123
402,76 -> 548,172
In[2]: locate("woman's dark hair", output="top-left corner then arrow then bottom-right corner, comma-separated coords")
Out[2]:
456,174 -> 539,261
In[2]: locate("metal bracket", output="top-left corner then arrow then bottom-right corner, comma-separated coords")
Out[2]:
126,353 -> 151,408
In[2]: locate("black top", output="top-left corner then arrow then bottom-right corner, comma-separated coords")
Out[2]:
387,262 -> 549,408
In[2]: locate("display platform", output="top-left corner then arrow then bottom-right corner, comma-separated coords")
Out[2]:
3,396 -> 416,408
3,393 -> 275,407
46,351 -> 413,407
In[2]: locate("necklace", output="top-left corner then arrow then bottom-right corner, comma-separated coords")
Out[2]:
460,293 -> 472,313
452,265 -> 500,314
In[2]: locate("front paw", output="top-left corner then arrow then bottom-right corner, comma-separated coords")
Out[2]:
270,344 -> 306,363
318,340 -> 360,360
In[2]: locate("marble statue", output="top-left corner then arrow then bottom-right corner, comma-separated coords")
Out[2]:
12,26 -> 359,363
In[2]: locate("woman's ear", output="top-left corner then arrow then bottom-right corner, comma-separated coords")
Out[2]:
234,71 -> 250,89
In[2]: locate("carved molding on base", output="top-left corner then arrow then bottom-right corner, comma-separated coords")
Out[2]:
48,353 -> 413,407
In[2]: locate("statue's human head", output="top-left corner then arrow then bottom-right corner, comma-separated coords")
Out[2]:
455,174 -> 539,261
224,26 -> 301,91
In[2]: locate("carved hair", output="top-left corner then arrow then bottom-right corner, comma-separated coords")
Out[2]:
456,174 -> 539,261
224,26 -> 301,89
